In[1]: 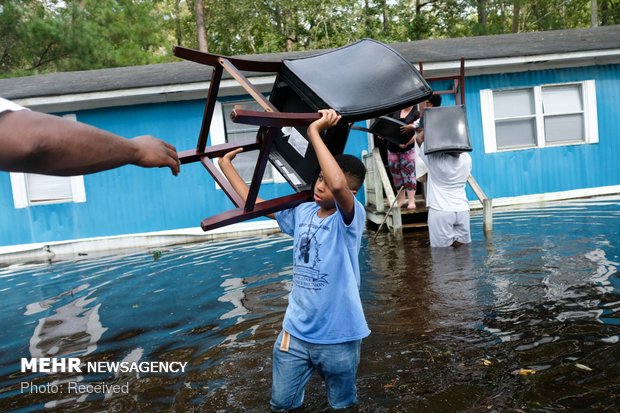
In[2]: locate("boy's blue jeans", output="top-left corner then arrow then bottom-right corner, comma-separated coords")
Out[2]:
270,330 -> 361,412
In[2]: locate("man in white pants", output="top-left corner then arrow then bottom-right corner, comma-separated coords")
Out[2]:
415,97 -> 472,247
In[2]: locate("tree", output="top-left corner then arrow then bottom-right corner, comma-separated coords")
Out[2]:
477,0 -> 488,34
2,0 -> 615,79
599,0 -> 620,25
1,0 -> 172,77
195,0 -> 207,51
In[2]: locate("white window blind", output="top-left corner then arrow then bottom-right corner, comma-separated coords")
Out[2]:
480,80 -> 598,153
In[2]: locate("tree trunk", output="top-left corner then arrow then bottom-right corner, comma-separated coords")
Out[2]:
174,0 -> 183,46
512,1 -> 520,33
382,0 -> 389,31
364,0 -> 372,33
477,0 -> 487,33
283,8 -> 295,51
599,0 -> 609,25
195,0 -> 208,52
591,0 -> 598,27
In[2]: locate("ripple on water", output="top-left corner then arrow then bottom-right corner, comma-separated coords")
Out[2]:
1,199 -> 620,412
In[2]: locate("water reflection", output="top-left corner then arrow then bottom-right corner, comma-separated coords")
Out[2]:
27,284 -> 106,358
0,198 -> 618,412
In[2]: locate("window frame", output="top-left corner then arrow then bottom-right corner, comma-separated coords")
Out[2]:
9,114 -> 86,209
480,80 -> 598,154
211,99 -> 285,186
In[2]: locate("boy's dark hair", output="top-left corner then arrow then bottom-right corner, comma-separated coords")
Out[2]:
428,94 -> 442,107
335,154 -> 366,191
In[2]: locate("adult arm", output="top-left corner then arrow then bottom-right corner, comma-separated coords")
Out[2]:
0,110 -> 180,176
306,109 -> 356,223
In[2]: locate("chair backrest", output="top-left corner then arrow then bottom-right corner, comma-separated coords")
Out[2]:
280,39 -> 432,121
423,105 -> 473,154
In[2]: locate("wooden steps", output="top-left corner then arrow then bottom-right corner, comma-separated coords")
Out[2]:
366,194 -> 429,233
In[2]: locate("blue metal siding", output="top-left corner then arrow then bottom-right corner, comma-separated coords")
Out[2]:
0,99 -> 369,246
464,64 -> 620,200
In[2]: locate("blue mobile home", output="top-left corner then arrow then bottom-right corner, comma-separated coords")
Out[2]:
1,25 -> 619,253
402,26 -> 620,205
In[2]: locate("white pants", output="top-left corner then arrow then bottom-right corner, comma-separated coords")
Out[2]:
428,208 -> 471,247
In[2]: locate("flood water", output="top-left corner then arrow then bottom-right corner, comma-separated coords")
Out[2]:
0,197 -> 619,412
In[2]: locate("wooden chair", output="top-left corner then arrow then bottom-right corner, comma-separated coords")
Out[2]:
174,39 -> 433,231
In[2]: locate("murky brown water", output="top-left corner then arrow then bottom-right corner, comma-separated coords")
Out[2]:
1,198 -> 619,412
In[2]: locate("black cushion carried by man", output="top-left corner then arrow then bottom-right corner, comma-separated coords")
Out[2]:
423,105 -> 473,154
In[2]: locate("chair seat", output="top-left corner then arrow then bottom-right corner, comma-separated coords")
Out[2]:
279,39 -> 432,121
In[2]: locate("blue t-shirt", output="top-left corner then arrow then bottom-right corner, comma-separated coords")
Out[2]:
275,200 -> 370,344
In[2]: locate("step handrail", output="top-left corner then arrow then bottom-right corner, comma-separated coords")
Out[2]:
467,175 -> 492,233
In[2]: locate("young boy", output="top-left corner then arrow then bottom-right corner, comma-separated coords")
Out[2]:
218,109 -> 370,411
415,96 -> 472,247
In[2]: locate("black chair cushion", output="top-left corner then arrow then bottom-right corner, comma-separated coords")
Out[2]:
423,105 -> 473,154
279,39 -> 432,122
369,116 -> 413,145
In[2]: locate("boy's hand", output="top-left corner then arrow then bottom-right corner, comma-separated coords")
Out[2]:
218,148 -> 243,166
308,109 -> 341,134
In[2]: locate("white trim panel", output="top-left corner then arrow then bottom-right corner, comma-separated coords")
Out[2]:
11,49 -> 620,113
479,89 -> 496,154
9,173 -> 28,209
470,185 -> 620,210
14,76 -> 277,113
419,49 -> 620,76
583,79 -> 599,144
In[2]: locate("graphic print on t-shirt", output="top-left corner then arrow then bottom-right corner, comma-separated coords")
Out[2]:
294,220 -> 329,290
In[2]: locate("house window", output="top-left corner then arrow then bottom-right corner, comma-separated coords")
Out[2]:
480,80 -> 598,153
9,114 -> 86,208
222,100 -> 273,182
212,99 -> 284,184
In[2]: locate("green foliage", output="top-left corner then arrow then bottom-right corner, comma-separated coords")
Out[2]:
0,0 -> 613,78
1,0 -> 171,77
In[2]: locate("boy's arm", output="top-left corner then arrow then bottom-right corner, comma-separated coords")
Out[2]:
217,148 -> 275,219
307,109 -> 356,223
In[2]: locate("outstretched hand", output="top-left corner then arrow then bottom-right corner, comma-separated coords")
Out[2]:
308,109 -> 341,134
132,135 -> 181,176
